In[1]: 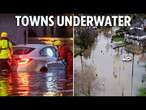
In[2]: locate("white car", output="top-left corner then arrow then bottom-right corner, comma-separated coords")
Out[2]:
130,27 -> 144,30
11,44 -> 64,72
92,26 -> 97,29
122,56 -> 132,62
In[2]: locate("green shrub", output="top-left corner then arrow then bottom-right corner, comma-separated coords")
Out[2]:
112,32 -> 124,42
138,87 -> 146,96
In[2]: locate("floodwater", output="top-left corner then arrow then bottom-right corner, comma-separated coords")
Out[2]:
75,28 -> 146,96
0,66 -> 73,96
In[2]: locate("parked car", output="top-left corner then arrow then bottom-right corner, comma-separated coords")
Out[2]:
129,27 -> 144,31
11,44 -> 64,72
122,56 -> 132,62
92,26 -> 97,30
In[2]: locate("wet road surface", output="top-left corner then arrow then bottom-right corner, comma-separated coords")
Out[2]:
0,65 -> 73,96
75,28 -> 146,96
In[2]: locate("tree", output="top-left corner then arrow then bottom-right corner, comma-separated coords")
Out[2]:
74,63 -> 97,96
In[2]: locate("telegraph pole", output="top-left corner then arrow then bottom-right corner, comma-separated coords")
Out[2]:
131,52 -> 134,96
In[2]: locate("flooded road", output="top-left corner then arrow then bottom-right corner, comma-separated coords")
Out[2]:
0,66 -> 73,96
75,28 -> 146,96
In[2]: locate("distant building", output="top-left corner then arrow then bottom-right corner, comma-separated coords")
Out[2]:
0,14 -> 26,44
0,14 -> 73,45
144,19 -> 146,31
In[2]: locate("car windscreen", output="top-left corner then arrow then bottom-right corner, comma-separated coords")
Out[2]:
13,47 -> 35,55
40,46 -> 57,58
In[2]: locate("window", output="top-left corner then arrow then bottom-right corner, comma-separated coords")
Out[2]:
40,46 -> 57,58
14,47 -> 35,55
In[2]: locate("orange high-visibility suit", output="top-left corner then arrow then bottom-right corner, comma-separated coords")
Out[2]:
58,43 -> 73,79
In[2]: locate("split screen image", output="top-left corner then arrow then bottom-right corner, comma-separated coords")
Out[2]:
0,14 -> 146,96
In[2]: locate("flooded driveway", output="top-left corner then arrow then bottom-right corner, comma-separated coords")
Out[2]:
75,28 -> 146,96
0,65 -> 73,96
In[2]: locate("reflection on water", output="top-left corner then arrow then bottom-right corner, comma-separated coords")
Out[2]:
44,69 -> 66,96
0,66 -> 72,96
17,73 -> 30,96
0,77 -> 8,96
75,29 -> 146,96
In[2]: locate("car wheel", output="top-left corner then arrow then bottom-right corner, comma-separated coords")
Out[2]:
40,66 -> 48,73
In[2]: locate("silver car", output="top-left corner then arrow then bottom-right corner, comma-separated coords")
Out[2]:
12,44 -> 64,72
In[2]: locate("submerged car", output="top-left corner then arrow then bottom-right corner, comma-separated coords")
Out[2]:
11,44 -> 64,72
122,56 -> 132,62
